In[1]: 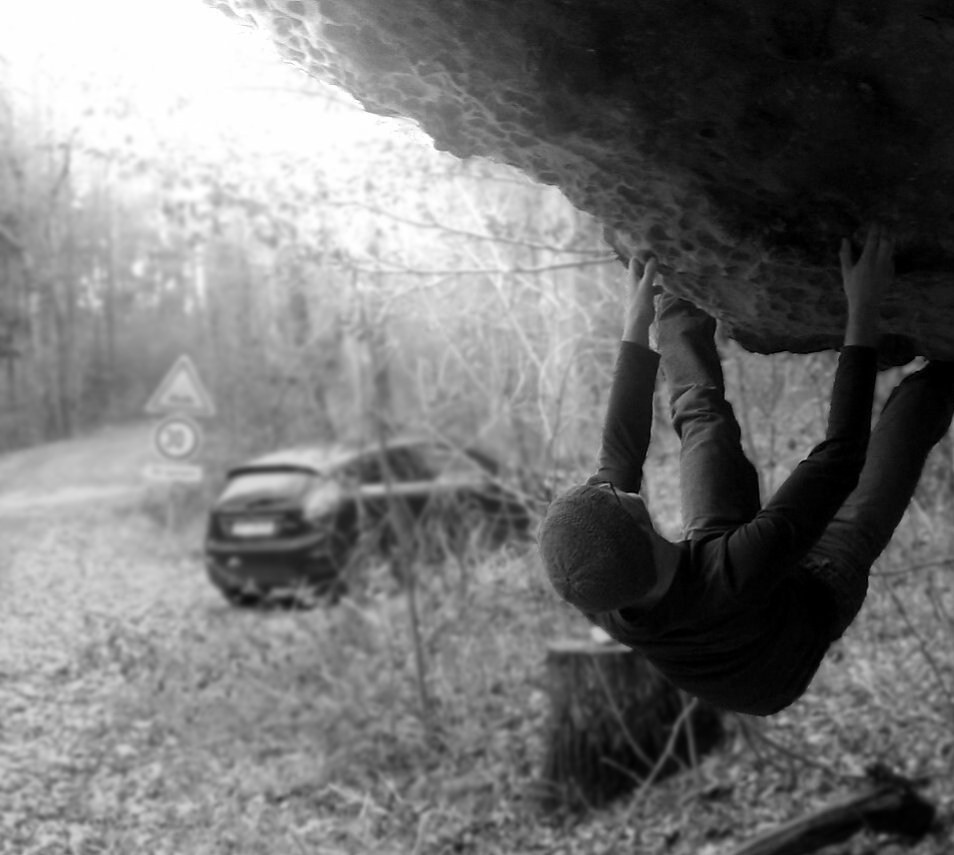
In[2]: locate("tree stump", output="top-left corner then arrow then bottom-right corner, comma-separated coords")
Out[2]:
538,639 -> 724,812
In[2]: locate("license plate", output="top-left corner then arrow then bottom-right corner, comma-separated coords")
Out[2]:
230,518 -> 278,538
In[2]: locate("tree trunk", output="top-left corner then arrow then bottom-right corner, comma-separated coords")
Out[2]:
538,639 -> 724,812
104,197 -> 118,393
728,770 -> 935,855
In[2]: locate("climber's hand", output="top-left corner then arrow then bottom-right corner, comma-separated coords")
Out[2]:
841,224 -> 894,311
840,224 -> 894,348
623,257 -> 658,346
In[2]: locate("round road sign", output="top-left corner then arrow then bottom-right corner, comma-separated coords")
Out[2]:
153,415 -> 203,462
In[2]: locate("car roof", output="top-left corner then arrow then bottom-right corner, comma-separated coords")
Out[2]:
230,445 -> 355,477
228,435 -> 438,478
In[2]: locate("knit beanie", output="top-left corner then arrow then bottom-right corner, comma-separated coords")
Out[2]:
538,484 -> 658,613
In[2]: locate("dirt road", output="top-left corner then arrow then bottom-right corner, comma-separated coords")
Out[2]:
0,423 -> 401,855
0,422 -> 245,855
0,422 -> 155,515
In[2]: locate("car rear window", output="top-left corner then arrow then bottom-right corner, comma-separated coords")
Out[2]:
219,469 -> 313,503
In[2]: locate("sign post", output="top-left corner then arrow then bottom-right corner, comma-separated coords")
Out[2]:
143,356 -> 216,521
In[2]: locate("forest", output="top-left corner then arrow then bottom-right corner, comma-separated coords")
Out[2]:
2,2 -> 953,854
0,0 -> 898,492
0,6 -> 623,482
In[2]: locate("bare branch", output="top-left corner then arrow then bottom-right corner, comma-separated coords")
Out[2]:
345,257 -> 616,277
735,716 -> 857,784
0,222 -> 24,255
873,558 -> 954,577
886,585 -> 954,718
325,198 -> 608,255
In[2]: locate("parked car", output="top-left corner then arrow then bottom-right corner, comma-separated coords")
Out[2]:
204,437 -> 531,607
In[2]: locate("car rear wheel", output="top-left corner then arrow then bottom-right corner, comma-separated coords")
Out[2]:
218,586 -> 265,608
284,577 -> 347,609
216,577 -> 347,611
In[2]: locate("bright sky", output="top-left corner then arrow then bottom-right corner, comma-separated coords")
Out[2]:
2,0 -> 279,97
8,0 -> 255,82
0,0 -> 421,155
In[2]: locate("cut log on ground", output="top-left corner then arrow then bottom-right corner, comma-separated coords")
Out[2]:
728,767 -> 936,855
537,639 -> 724,812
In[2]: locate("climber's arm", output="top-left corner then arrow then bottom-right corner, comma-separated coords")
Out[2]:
720,226 -> 893,600
587,258 -> 660,493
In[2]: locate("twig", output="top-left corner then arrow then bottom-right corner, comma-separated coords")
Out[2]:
886,585 -> 954,719
682,691 -> 703,789
735,716 -> 856,784
630,697 -> 700,799
411,809 -> 434,855
873,558 -> 954,578
288,827 -> 312,855
344,257 -> 616,277
596,694 -> 704,851
324,198 -> 607,255
0,222 -> 24,254
590,656 -> 659,773
926,574 -> 954,635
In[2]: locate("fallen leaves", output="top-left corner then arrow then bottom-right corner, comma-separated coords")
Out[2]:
1,492 -> 953,854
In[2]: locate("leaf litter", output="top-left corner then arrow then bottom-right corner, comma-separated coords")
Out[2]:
0,488 -> 952,854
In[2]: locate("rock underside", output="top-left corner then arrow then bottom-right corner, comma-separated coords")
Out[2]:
209,0 -> 954,360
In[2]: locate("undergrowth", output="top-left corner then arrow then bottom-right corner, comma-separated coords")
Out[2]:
2,489 -> 954,855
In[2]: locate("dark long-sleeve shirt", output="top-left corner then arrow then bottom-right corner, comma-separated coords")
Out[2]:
585,343 -> 877,715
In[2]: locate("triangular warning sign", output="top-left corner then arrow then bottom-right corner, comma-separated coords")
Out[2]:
145,355 -> 216,417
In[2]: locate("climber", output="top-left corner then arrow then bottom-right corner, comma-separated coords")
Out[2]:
538,226 -> 954,716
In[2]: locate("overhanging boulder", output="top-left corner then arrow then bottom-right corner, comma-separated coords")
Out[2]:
209,0 -> 954,360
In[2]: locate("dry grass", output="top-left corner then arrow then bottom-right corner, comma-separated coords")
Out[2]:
1,490 -> 953,854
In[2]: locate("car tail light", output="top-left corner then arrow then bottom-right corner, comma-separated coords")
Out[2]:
303,481 -> 344,519
277,512 -> 308,535
208,515 -> 227,539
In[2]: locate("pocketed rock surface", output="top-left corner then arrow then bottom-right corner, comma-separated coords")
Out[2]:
210,0 -> 954,360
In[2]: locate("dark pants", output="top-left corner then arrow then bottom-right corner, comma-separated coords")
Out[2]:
656,293 -> 954,635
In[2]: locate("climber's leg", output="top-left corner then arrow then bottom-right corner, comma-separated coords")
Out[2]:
656,292 -> 761,539
809,361 -> 954,636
